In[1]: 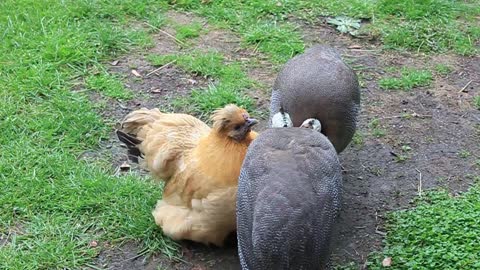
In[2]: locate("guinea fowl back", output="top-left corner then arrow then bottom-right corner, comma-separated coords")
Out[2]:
269,45 -> 360,153
237,128 -> 342,270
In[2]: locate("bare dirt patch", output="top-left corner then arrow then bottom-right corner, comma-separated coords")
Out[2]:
0,223 -> 24,248
332,51 -> 480,265
90,11 -> 480,270
92,236 -> 241,270
164,10 -> 276,120
94,239 -> 240,270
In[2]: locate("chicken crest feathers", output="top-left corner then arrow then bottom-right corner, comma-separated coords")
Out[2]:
211,104 -> 247,131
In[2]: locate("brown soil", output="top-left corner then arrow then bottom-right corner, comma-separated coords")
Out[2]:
0,223 -> 24,248
88,10 -> 480,270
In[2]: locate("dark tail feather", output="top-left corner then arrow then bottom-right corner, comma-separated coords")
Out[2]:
116,130 -> 143,163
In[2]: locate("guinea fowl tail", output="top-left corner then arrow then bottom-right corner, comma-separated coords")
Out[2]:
116,130 -> 143,163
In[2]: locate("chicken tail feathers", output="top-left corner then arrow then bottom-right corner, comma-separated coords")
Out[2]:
120,108 -> 163,136
116,129 -> 144,163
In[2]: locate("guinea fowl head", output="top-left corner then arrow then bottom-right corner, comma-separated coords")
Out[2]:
271,109 -> 322,132
300,118 -> 322,132
211,104 -> 258,142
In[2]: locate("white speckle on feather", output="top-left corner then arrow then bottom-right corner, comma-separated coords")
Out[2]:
271,111 -> 293,128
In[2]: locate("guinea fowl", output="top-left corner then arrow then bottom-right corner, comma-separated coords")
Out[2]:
269,45 -> 361,153
237,111 -> 342,269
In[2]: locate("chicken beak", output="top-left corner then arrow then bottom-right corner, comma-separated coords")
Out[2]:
246,118 -> 258,127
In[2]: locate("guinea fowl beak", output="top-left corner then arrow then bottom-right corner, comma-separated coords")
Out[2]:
246,118 -> 258,127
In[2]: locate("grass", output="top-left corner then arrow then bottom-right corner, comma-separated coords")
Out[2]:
434,64 -> 453,76
179,84 -> 255,117
86,73 -> 133,100
379,68 -> 433,91
147,50 -> 255,117
242,22 -> 305,63
475,95 -> 480,110
393,145 -> 412,163
373,0 -> 480,55
168,0 -> 479,59
365,187 -> 480,269
2,0 -> 479,269
352,131 -> 365,148
0,0 -> 178,268
368,118 -> 386,138
174,22 -> 204,41
458,150 -> 472,159
169,1 -> 306,63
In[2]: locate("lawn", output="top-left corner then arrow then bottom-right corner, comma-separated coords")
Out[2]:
1,0 -> 479,269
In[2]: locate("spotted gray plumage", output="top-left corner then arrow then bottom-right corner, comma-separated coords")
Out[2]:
237,128 -> 342,270
269,45 -> 361,153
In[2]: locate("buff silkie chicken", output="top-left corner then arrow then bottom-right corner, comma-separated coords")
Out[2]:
116,104 -> 258,246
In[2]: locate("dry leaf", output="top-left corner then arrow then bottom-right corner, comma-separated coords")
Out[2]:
382,257 -> 392,267
131,69 -> 141,77
111,60 -> 119,66
120,162 -> 131,171
89,240 -> 98,247
187,79 -> 198,85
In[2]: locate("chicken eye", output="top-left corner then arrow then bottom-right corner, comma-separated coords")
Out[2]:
234,124 -> 242,130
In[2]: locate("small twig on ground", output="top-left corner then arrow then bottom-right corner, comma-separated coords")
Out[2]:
416,168 -> 423,197
224,39 -> 241,43
458,80 -> 473,93
158,29 -> 185,45
375,229 -> 387,236
117,102 -> 128,110
143,22 -> 185,46
380,112 -> 432,120
127,253 -> 145,262
121,247 -> 149,263
252,41 -> 261,54
146,60 -> 176,77
84,263 -> 104,270
343,51 -> 382,57
350,49 -> 380,52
